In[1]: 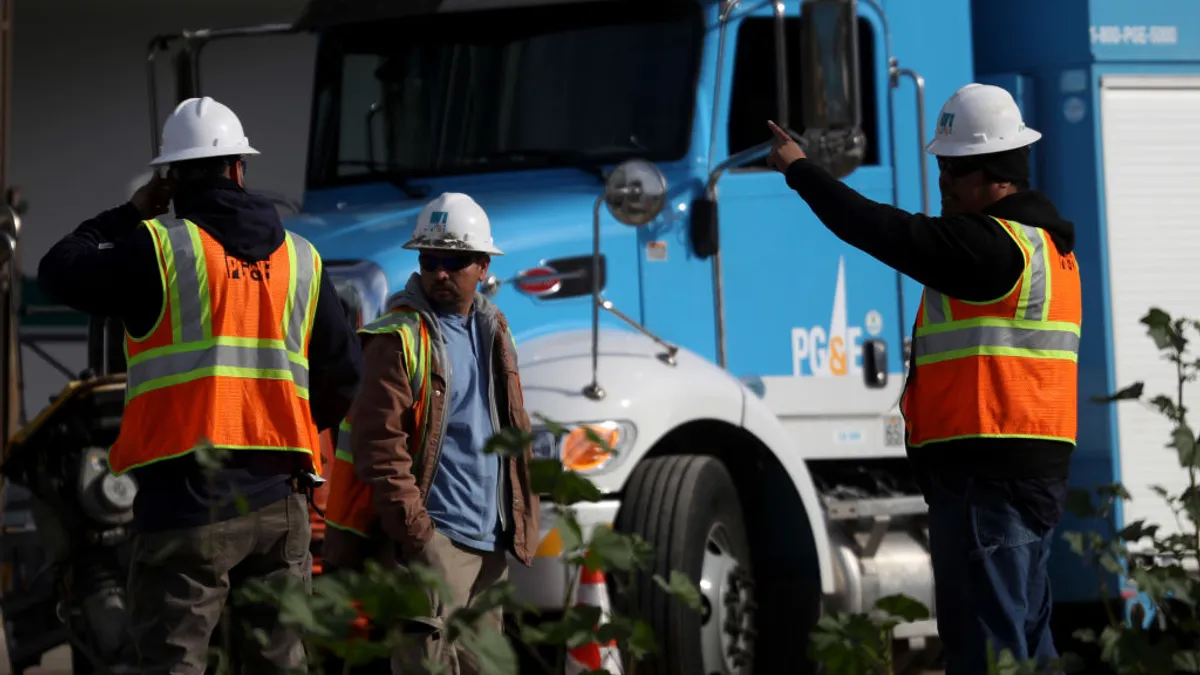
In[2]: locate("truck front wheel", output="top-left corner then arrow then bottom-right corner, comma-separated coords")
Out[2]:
614,455 -> 756,675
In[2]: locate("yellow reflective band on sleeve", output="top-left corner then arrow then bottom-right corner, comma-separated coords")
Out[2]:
334,448 -> 354,463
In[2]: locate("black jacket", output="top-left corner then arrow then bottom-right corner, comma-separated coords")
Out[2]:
38,177 -> 364,531
784,159 -> 1076,527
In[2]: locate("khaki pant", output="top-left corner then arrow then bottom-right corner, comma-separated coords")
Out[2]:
391,531 -> 509,675
127,493 -> 312,675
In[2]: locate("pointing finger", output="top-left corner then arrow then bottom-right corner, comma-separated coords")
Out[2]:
767,120 -> 791,143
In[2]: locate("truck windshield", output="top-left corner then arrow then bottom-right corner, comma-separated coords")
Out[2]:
305,1 -> 704,188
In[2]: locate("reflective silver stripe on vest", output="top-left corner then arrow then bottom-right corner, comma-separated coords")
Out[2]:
922,222 -> 1047,325
163,219 -> 207,342
286,232 -> 317,354
129,219 -> 318,393
127,343 -> 309,389
913,325 -> 1080,359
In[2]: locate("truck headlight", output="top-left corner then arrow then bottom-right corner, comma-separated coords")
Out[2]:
531,420 -> 635,474
328,261 -> 389,328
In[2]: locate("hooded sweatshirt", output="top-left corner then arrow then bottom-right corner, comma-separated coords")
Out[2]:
784,159 -> 1077,530
38,177 -> 363,532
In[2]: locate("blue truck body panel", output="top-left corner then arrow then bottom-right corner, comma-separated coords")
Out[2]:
973,0 -> 1198,607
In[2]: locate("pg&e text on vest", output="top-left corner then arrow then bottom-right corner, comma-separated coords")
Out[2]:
225,255 -> 271,282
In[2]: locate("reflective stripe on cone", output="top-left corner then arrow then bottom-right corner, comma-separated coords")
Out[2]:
565,563 -> 623,675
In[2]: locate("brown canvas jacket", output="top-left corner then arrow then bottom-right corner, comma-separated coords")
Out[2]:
327,274 -> 539,569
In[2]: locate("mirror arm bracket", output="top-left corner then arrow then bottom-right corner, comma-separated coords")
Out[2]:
598,297 -> 678,367
583,195 -> 606,401
705,139 -> 775,370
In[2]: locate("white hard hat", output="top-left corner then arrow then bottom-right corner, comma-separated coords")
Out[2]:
925,83 -> 1042,157
403,192 -> 503,255
149,96 -> 260,166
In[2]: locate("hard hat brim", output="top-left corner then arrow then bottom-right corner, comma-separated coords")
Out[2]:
925,127 -> 1042,157
402,238 -> 504,256
149,145 -> 261,167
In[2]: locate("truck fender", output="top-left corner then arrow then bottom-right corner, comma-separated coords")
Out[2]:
738,388 -> 835,596
516,327 -> 834,595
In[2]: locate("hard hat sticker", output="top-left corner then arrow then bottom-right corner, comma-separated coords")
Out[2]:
429,211 -> 449,233
936,112 -> 955,137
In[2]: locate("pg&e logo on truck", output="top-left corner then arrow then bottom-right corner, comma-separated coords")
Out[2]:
790,256 -> 885,377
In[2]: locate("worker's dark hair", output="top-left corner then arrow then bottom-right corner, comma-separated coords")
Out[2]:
167,155 -> 242,185
980,145 -> 1031,191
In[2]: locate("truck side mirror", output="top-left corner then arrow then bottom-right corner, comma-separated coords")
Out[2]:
862,338 -> 887,389
799,0 -> 868,178
689,197 -> 719,259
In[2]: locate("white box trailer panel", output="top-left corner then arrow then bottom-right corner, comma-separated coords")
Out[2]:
1100,74 -> 1200,537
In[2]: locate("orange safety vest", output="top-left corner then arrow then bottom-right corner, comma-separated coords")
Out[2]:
324,309 -> 432,538
900,217 -> 1082,447
108,217 -> 324,476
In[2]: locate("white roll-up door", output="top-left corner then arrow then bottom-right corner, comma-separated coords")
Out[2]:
1101,75 -> 1200,536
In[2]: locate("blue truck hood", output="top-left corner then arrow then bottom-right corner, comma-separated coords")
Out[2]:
283,186 -> 613,287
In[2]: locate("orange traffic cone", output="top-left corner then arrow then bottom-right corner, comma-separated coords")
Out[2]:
565,563 -> 624,675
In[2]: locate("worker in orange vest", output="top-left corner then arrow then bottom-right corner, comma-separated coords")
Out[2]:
322,192 -> 540,675
766,83 -> 1081,674
38,96 -> 363,674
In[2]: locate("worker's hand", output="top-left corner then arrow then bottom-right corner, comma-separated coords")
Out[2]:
130,173 -> 174,219
766,120 -> 806,173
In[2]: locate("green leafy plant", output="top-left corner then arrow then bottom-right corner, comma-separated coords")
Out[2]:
224,414 -> 701,675
1060,307 -> 1200,674
807,307 -> 1200,675
807,594 -> 930,675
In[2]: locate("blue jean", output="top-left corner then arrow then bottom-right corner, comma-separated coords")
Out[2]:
926,475 -> 1059,675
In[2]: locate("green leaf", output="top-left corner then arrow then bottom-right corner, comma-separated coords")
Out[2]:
585,526 -> 652,573
456,627 -> 518,675
1061,531 -> 1088,556
527,459 -> 564,496
1095,483 -> 1132,500
1171,423 -> 1199,467
1149,394 -> 1180,420
1142,307 -> 1178,351
653,571 -> 703,612
278,584 -> 319,632
552,468 -> 603,506
1072,628 -> 1096,643
1118,520 -> 1159,542
627,619 -> 658,660
483,427 -> 534,458
1091,382 -> 1143,404
193,440 -> 229,470
532,413 -> 572,439
1064,489 -> 1095,518
1174,650 -> 1200,673
558,509 -> 585,556
874,593 -> 930,622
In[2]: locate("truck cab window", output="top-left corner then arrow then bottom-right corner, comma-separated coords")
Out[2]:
727,16 -> 878,168
305,1 -> 704,188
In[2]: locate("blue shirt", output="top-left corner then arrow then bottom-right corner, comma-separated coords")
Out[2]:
424,311 -> 502,551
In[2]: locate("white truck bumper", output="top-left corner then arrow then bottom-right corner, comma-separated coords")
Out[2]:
506,499 -> 622,610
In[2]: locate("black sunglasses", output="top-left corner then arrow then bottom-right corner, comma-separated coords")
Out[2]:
418,252 -> 477,273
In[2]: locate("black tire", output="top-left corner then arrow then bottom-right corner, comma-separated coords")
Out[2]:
614,455 -> 755,675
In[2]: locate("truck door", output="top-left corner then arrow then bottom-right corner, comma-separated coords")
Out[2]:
713,9 -> 906,456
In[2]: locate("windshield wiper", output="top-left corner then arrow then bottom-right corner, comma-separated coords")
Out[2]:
477,148 -> 606,183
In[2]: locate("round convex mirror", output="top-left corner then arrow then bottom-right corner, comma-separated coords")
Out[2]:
604,159 -> 667,227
